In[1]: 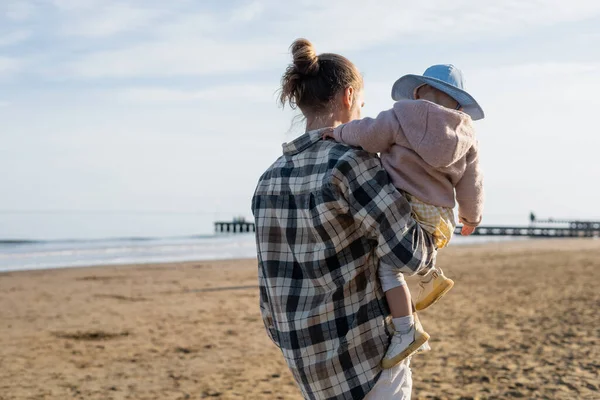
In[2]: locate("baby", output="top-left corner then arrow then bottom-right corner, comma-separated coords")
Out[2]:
324,64 -> 484,368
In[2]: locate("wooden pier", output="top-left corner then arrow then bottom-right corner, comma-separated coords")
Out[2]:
214,219 -> 256,234
453,225 -> 599,238
531,219 -> 600,230
215,215 -> 600,238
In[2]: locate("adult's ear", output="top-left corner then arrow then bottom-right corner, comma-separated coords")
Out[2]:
342,87 -> 355,110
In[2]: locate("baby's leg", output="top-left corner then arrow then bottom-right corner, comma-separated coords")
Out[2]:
379,264 -> 430,369
378,264 -> 412,317
404,195 -> 455,310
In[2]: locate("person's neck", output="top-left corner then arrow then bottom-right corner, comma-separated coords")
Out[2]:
305,113 -> 344,132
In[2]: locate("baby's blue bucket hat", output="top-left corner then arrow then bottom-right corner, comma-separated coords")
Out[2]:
391,64 -> 485,120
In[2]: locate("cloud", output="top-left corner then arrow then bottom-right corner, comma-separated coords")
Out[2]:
50,0 -> 104,11
58,0 -> 600,79
275,0 -> 600,50
0,57 -> 21,76
58,3 -> 164,38
472,62 -> 600,79
466,61 -> 600,102
67,38 -> 285,78
2,1 -> 35,21
118,84 -> 279,104
231,1 -> 264,22
0,30 -> 32,47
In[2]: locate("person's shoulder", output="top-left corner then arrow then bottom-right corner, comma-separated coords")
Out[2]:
322,140 -> 386,189
252,154 -> 289,196
321,138 -> 379,167
254,139 -> 384,191
257,155 -> 285,178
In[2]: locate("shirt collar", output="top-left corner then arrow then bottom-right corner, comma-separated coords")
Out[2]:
282,129 -> 327,156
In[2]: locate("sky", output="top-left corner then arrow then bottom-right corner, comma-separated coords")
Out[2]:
1,0 -> 600,239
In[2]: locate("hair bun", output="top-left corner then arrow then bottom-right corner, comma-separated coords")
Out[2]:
290,38 -> 319,76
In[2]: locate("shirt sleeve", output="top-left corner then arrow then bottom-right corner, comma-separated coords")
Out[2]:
455,145 -> 484,227
332,154 -> 437,276
332,108 -> 400,154
257,260 -> 279,347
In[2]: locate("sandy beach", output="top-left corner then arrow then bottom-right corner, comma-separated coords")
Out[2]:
1,239 -> 599,399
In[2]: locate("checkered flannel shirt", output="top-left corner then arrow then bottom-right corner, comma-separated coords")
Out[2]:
251,129 -> 436,400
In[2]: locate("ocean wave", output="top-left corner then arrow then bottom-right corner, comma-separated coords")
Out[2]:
0,234 -> 257,272
0,234 -> 524,273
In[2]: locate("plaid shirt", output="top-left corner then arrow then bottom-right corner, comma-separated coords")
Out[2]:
252,130 -> 436,400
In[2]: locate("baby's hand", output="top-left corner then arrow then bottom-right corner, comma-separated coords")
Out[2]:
321,128 -> 335,140
461,225 -> 476,236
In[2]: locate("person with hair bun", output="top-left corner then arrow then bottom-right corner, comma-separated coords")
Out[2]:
253,39 -> 438,399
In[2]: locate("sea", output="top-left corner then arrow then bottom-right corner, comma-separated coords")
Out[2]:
0,233 -> 525,273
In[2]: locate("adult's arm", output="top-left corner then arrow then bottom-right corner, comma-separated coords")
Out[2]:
331,153 -> 437,275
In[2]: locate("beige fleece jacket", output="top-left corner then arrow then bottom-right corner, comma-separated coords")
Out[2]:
332,99 -> 484,227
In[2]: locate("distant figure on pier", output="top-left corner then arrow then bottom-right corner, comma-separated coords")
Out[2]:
530,212 -> 536,224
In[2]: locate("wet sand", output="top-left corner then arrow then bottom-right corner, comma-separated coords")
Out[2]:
1,239 -> 599,399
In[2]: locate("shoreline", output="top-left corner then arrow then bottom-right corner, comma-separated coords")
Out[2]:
0,235 -> 545,275
0,254 -> 259,275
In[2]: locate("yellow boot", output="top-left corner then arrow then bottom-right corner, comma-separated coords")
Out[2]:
415,268 -> 454,311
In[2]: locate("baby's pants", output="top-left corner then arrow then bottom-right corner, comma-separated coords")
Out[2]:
378,194 -> 455,292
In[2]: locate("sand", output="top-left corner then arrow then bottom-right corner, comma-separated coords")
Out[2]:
0,239 -> 599,399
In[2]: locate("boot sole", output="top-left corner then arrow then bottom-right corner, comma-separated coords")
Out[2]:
415,279 -> 454,311
381,330 -> 430,369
